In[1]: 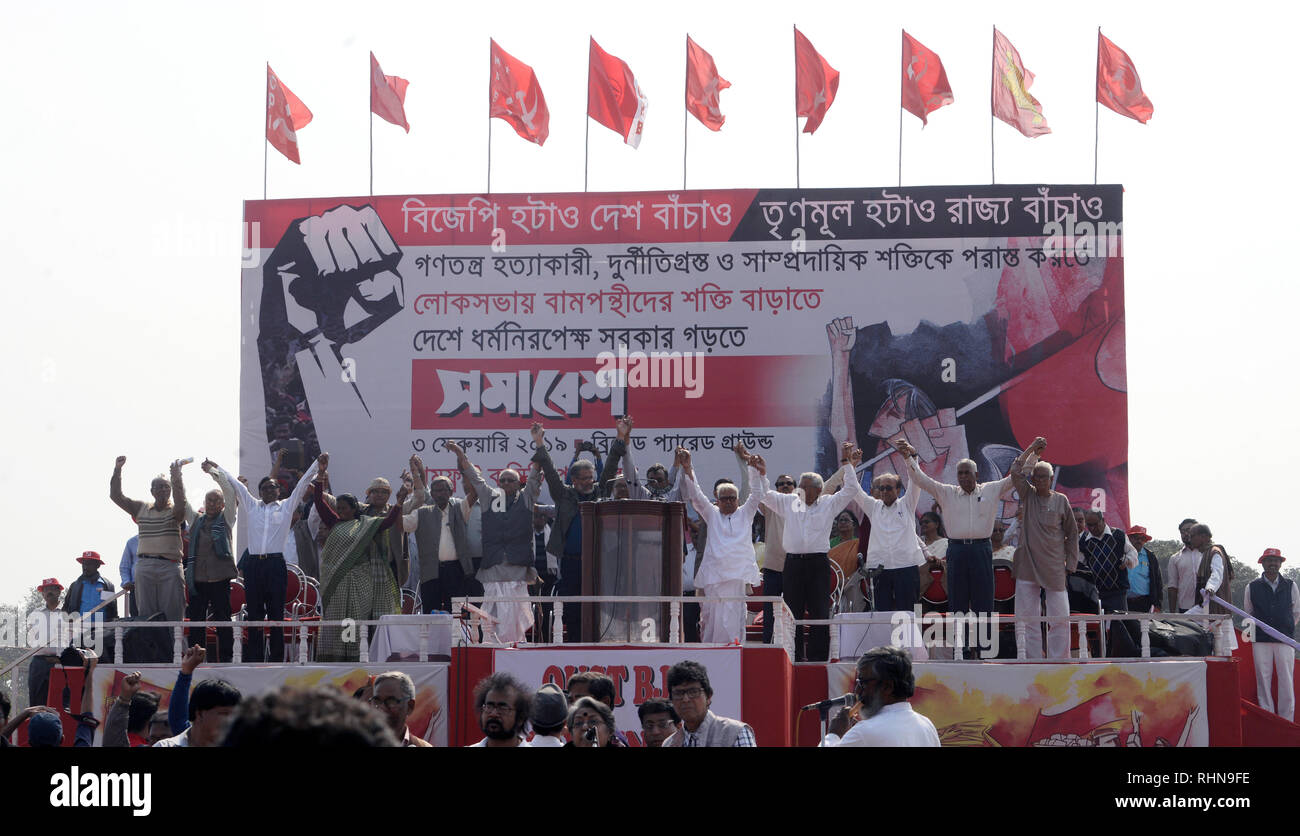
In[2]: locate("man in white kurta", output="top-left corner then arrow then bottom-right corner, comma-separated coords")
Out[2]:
678,448 -> 767,645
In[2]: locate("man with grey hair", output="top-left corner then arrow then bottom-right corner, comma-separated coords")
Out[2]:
835,467 -> 926,612
447,440 -> 542,643
1008,440 -> 1080,659
897,439 -> 1038,621
821,646 -> 940,747
762,442 -> 867,661
530,422 -> 620,642
370,671 -> 430,747
402,455 -> 474,615
676,446 -> 768,644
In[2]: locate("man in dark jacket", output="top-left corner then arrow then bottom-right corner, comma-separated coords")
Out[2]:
529,421 -> 619,642
65,551 -> 117,656
1125,525 -> 1163,613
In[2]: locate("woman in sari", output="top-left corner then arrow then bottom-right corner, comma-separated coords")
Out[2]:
828,510 -> 862,581
313,458 -> 407,662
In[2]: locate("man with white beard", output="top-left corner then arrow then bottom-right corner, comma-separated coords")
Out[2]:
820,646 -> 940,747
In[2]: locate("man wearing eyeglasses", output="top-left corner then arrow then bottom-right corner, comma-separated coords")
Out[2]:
370,671 -> 431,747
676,447 -> 767,645
661,660 -> 755,747
822,646 -> 939,747
834,466 -> 926,612
468,672 -> 532,747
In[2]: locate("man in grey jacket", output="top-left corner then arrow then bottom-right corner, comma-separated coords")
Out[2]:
402,456 -> 475,614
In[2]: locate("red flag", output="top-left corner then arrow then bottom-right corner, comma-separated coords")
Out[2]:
588,38 -> 648,147
370,52 -> 410,133
794,28 -> 839,134
1097,33 -> 1154,124
490,40 -> 550,146
266,65 -> 313,164
685,36 -> 730,131
901,31 -> 954,126
991,28 -> 1050,138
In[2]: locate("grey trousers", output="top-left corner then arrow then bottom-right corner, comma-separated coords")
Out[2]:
134,557 -> 186,623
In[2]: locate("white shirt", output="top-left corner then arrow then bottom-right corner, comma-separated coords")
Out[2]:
683,467 -> 766,587
153,728 -> 191,747
468,737 -> 531,747
820,701 -> 941,747
852,484 -> 925,570
762,464 -> 865,554
217,461 -> 319,555
1080,526 -> 1140,569
904,456 -> 1012,540
528,734 -> 566,747
28,607 -> 70,653
992,545 -> 1017,563
1169,547 -> 1202,610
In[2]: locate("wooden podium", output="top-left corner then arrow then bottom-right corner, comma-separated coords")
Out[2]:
579,500 -> 685,642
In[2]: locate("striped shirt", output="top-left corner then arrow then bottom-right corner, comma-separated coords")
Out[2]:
136,504 -> 192,560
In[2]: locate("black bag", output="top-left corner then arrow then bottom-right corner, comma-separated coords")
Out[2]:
121,613 -> 172,663
1146,617 -> 1214,657
1066,571 -> 1101,614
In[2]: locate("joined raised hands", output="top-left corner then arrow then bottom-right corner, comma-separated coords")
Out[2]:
530,422 -> 545,446
616,415 -> 634,441
316,452 -> 329,471
748,454 -> 767,476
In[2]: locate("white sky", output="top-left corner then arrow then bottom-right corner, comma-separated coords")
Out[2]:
1,0 -> 1295,605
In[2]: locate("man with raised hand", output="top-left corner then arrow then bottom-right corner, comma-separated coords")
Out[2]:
208,453 -> 321,662
401,454 -> 474,615
1005,438 -> 1079,659
837,462 -> 926,612
446,440 -> 541,643
897,439 -> 1035,622
530,421 -> 620,642
111,456 -> 192,626
676,446 -> 767,645
762,441 -> 867,661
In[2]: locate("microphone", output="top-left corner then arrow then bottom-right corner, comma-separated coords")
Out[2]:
584,725 -> 598,745
800,693 -> 856,712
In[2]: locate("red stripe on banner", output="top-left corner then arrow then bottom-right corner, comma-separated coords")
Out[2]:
410,355 -> 826,430
1205,658 -> 1242,747
245,190 -> 757,248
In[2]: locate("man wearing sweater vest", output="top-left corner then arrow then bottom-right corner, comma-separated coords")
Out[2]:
1243,549 -> 1299,722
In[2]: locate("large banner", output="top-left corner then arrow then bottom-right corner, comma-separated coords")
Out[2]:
89,664 -> 449,746
828,660 -> 1208,747
241,186 -> 1126,530
492,646 -> 741,745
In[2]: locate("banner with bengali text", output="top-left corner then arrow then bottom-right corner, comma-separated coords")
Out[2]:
240,186 -> 1126,531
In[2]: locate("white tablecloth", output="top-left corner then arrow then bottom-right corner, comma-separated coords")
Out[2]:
368,614 -> 454,662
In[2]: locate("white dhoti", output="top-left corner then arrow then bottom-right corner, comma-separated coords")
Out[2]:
1015,580 -> 1071,659
699,580 -> 747,645
481,581 -> 533,644
1253,642 -> 1296,722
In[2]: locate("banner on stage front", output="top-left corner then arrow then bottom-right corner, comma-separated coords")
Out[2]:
828,660 -> 1207,746
241,186 -> 1127,535
493,647 -> 741,745
89,664 -> 449,746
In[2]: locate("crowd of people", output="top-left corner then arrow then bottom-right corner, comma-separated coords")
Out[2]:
11,419 -> 1297,734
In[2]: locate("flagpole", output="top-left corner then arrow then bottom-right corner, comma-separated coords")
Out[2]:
487,40 -> 494,195
263,63 -> 269,201
584,38 -> 591,192
683,34 -> 689,191
1094,27 -> 1101,185
990,25 -> 996,185
793,24 -> 801,189
369,53 -> 374,197
898,30 -> 904,188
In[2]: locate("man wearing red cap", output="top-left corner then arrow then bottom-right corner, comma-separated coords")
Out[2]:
1125,526 -> 1163,613
1243,549 -> 1299,722
65,551 -> 118,629
26,578 -> 68,706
